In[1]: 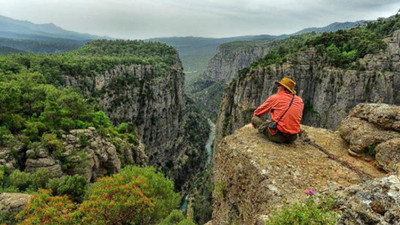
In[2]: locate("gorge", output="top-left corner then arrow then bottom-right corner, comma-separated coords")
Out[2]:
1,10 -> 400,225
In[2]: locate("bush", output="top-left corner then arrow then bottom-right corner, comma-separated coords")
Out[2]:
158,210 -> 196,225
78,174 -> 154,225
15,189 -> 78,225
265,194 -> 339,225
30,168 -> 50,190
9,170 -> 32,191
14,166 -> 181,225
48,175 -> 87,203
119,166 -> 181,224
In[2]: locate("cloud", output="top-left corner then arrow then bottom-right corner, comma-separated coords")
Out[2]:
0,0 -> 399,39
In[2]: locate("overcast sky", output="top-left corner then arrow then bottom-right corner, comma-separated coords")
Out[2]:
0,0 -> 399,39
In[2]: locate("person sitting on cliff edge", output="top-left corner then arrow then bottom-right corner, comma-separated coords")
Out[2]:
251,77 -> 304,143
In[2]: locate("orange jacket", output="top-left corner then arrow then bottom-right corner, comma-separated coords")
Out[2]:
253,90 -> 304,134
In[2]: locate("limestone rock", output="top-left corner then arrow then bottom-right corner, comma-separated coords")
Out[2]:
61,128 -> 123,182
375,138 -> 400,173
212,124 -> 385,225
348,103 -> 400,131
25,147 -> 64,178
23,127 -> 147,182
0,193 -> 31,217
339,103 -> 400,173
336,175 -> 400,225
339,117 -> 400,155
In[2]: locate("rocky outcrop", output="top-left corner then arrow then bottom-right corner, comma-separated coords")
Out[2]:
0,193 -> 31,220
212,124 -> 385,225
340,103 -> 400,173
215,30 -> 400,143
7,127 -> 146,182
336,175 -> 400,225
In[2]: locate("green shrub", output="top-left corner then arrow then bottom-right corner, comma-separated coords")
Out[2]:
15,189 -> 78,225
265,195 -> 339,225
30,168 -> 51,190
41,133 -> 62,152
78,174 -> 154,225
158,210 -> 196,225
48,175 -> 88,203
9,170 -> 32,191
120,166 -> 181,224
92,111 -> 111,128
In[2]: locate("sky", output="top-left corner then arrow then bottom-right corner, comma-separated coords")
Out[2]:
0,0 -> 400,39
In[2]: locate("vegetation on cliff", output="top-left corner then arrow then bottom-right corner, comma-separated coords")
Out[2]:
249,15 -> 400,70
0,40 -> 178,88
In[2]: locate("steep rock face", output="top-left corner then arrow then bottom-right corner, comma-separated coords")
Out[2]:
204,43 -> 273,83
215,30 -> 400,143
212,124 -> 386,225
63,58 -> 209,189
340,103 -> 400,172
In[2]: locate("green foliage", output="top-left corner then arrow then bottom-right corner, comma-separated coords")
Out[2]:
30,168 -> 51,190
9,170 -> 32,191
92,111 -> 111,128
265,195 -> 339,225
48,175 -> 88,203
120,166 -> 181,224
158,210 -> 196,225
15,189 -> 78,225
249,15 -> 400,71
78,173 -> 154,225
15,166 -> 180,225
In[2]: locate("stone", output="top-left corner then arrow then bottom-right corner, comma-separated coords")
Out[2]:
336,175 -> 400,225
339,116 -> 400,155
375,138 -> 400,173
0,193 -> 31,218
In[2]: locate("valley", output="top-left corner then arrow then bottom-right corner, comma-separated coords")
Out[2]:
0,9 -> 400,225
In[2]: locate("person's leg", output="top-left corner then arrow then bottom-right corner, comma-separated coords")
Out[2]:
266,132 -> 289,143
251,116 -> 269,134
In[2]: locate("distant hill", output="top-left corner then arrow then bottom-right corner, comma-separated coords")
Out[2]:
0,15 -> 105,41
0,46 -> 27,54
294,21 -> 366,35
0,15 -> 107,54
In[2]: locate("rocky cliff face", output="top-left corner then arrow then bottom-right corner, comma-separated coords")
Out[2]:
203,42 -> 273,83
63,55 -> 209,189
212,123 -> 394,224
216,30 -> 400,143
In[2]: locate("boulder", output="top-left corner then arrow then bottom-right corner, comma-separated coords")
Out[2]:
339,103 -> 400,173
0,193 -> 31,219
336,175 -> 400,225
375,138 -> 400,173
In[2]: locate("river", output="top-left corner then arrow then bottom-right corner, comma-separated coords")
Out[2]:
180,119 -> 216,213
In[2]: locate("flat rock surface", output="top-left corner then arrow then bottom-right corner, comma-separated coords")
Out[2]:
213,124 -> 386,225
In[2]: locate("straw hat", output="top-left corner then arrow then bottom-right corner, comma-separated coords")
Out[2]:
275,77 -> 296,94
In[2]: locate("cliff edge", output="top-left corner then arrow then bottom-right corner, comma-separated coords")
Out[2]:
212,123 -> 387,225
